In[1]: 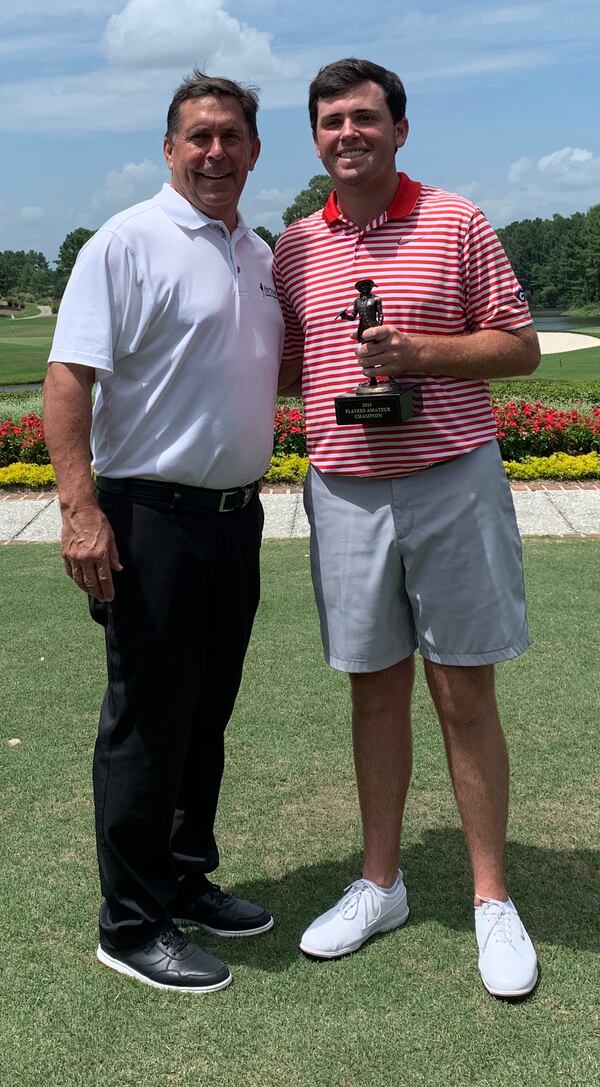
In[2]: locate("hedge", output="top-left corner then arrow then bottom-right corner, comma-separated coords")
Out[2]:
2,454 -> 599,490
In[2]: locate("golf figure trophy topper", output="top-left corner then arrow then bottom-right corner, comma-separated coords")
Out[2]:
334,279 -> 422,427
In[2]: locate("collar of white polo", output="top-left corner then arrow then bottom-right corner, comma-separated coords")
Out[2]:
155,183 -> 251,236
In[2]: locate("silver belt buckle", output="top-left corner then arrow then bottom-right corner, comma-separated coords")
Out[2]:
240,484 -> 255,508
218,489 -> 238,513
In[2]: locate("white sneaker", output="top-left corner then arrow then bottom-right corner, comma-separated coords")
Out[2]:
300,872 -> 409,959
475,897 -> 538,997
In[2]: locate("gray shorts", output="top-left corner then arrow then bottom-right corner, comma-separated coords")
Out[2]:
304,441 -> 531,672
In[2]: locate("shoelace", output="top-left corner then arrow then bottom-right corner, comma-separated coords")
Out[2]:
337,879 -> 382,922
480,901 -> 517,946
147,928 -> 187,953
200,880 -> 232,906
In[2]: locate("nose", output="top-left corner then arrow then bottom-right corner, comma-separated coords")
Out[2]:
339,116 -> 359,140
207,136 -> 226,159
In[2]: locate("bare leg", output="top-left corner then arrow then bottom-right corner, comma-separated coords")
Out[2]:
424,661 -> 509,902
350,656 -> 414,888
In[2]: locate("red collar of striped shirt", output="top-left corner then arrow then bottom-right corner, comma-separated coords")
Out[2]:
322,172 -> 422,228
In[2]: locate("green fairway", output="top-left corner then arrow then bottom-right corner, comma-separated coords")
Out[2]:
0,315 -> 55,384
0,316 -> 600,387
531,344 -> 600,381
1,539 -> 598,1087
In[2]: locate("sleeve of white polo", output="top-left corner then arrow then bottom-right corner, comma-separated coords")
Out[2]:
48,231 -> 151,375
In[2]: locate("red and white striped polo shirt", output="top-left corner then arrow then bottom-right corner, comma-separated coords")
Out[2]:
273,173 -> 532,477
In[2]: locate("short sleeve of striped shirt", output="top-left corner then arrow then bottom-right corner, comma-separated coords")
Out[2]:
463,208 -> 531,331
273,249 -> 305,365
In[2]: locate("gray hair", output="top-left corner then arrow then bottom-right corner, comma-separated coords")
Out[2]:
166,69 -> 260,142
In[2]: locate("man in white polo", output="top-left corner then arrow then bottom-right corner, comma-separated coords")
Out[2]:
274,58 -> 540,998
44,70 -> 283,993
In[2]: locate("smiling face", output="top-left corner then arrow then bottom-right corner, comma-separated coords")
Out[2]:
313,80 -> 408,197
163,95 -> 260,232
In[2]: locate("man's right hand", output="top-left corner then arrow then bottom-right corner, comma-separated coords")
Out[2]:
61,503 -> 123,602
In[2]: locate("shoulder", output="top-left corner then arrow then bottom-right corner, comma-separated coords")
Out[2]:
416,184 -> 481,223
91,194 -> 164,249
274,211 -> 326,268
246,229 -> 275,259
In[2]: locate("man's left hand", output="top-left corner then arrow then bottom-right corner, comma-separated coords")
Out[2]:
354,324 -> 420,378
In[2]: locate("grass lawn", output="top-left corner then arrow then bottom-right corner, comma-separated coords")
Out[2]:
1,539 -> 598,1087
529,344 -> 600,381
0,315 -> 55,384
0,316 -> 599,387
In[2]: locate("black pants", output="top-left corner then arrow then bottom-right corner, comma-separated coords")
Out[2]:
90,486 -> 263,950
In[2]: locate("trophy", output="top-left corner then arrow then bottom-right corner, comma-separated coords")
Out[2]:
334,279 -> 422,427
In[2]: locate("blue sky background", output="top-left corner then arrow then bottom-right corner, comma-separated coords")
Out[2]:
1,0 -> 599,263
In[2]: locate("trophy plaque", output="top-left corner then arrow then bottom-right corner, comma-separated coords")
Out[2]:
334,279 -> 422,427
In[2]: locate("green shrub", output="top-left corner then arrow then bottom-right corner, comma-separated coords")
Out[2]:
0,463 -> 56,487
503,452 -> 600,480
263,454 -> 309,484
491,379 -> 600,405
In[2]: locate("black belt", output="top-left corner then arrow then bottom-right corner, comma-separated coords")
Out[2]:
96,475 -> 260,513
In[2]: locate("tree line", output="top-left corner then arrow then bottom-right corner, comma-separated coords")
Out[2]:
2,186 -> 599,314
0,228 -> 94,307
497,205 -> 600,311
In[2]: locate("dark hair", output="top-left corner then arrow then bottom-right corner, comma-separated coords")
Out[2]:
308,58 -> 406,132
165,68 -> 260,142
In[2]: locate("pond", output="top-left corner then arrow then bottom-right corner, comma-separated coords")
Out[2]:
532,313 -> 599,332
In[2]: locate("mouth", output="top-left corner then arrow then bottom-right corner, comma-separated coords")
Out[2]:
337,148 -> 369,161
196,171 -> 232,181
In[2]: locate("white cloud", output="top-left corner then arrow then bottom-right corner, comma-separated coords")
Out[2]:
0,69 -> 173,133
507,147 -> 600,194
103,0 -> 284,78
254,186 -> 295,205
78,159 -> 163,222
408,48 -> 547,82
89,159 -> 162,210
470,147 -> 600,227
20,206 -> 44,220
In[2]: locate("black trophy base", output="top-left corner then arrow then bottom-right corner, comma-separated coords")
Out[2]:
335,382 -> 422,427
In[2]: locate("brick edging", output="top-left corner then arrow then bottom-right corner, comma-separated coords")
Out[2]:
2,480 -> 600,500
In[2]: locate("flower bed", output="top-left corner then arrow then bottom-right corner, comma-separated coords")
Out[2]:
2,405 -> 600,488
0,413 -> 49,467
493,401 -> 600,460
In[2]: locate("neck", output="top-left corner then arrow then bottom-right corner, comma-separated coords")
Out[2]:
335,172 -> 400,228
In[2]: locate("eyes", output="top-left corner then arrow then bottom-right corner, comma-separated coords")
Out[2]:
319,112 -> 379,130
187,130 -> 244,146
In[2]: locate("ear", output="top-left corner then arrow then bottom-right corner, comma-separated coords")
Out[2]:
163,135 -> 174,171
313,131 -> 321,159
249,137 -> 261,172
395,117 -> 409,150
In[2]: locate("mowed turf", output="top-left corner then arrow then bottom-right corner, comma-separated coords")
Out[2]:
0,315 -> 55,383
0,315 -> 600,386
530,342 -> 600,381
0,539 -> 598,1087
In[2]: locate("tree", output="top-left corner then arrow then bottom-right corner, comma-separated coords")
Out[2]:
282,175 -> 334,226
254,226 -> 278,252
0,249 -> 54,298
55,227 -> 95,297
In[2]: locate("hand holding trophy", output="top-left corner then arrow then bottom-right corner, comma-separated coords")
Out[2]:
334,279 -> 422,427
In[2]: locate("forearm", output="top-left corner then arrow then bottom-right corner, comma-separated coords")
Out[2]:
409,327 -> 540,380
43,363 -> 96,511
358,324 -> 541,382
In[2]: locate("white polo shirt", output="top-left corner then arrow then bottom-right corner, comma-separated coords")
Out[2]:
49,184 -> 283,489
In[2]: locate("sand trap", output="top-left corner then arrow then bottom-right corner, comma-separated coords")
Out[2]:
537,331 -> 599,355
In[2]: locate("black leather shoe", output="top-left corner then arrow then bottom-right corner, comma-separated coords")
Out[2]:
96,927 -> 232,991
173,877 -> 274,936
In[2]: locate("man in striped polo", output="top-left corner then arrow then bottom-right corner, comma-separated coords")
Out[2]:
274,57 -> 540,998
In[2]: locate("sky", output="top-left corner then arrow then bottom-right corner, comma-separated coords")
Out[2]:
1,0 -> 599,264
